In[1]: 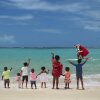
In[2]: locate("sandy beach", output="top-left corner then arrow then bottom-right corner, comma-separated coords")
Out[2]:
0,86 -> 100,100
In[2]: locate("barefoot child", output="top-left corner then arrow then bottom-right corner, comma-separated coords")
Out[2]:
30,68 -> 37,89
51,53 -> 63,89
16,73 -> 21,88
2,67 -> 12,88
37,66 -> 49,88
63,67 -> 71,89
68,58 -> 88,90
21,59 -> 31,88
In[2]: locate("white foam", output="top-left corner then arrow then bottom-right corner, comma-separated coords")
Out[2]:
0,74 -> 100,89
65,58 -> 77,61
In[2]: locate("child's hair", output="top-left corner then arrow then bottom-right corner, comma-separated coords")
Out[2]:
23,62 -> 28,66
4,67 -> 7,71
78,59 -> 82,64
55,55 -> 60,60
17,73 -> 21,76
65,67 -> 70,71
31,68 -> 34,73
41,66 -> 46,71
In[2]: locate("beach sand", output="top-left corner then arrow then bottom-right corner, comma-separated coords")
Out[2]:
0,86 -> 100,100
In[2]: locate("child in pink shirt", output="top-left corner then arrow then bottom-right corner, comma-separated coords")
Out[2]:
30,68 -> 37,89
64,67 -> 71,89
16,73 -> 21,88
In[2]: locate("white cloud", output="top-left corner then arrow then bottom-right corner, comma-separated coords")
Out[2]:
0,35 -> 16,44
66,8 -> 100,31
0,15 -> 33,20
34,29 -> 62,34
85,10 -> 100,20
3,0 -> 88,12
83,21 -> 100,31
85,25 -> 100,31
2,0 -> 100,32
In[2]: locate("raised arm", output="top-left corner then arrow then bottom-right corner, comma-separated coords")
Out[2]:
37,71 -> 42,77
68,60 -> 76,66
10,67 -> 12,71
27,58 -> 31,66
51,52 -> 54,59
45,69 -> 49,74
81,58 -> 88,65
51,52 -> 54,58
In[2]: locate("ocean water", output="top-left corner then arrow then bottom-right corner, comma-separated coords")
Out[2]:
0,48 -> 100,87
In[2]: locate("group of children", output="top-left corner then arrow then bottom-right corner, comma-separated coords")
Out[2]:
16,60 -> 49,89
2,44 -> 89,90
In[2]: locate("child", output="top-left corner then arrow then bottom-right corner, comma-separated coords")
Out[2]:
68,58 -> 88,90
30,68 -> 37,89
51,53 -> 63,89
37,66 -> 49,88
2,67 -> 12,88
20,59 -> 30,88
16,73 -> 21,88
74,44 -> 89,59
64,67 -> 71,89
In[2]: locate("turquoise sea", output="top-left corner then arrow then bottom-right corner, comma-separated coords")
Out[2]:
0,48 -> 100,87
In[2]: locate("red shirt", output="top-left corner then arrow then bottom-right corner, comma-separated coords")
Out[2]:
79,45 -> 89,57
52,57 -> 63,78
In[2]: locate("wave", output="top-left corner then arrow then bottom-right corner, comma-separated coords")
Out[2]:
65,59 -> 78,61
0,74 -> 100,89
65,57 -> 100,62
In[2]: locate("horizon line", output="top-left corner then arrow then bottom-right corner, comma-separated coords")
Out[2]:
0,46 -> 100,49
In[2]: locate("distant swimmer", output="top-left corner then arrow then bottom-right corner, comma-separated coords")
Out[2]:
74,44 -> 89,59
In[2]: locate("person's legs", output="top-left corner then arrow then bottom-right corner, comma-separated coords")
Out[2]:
44,82 -> 46,88
68,83 -> 69,89
25,76 -> 28,88
65,83 -> 67,89
80,76 -> 84,90
7,79 -> 10,88
26,81 -> 28,88
41,82 -> 43,88
19,80 -> 21,88
56,77 -> 59,89
52,77 -> 55,89
77,76 -> 79,89
22,76 -> 25,88
77,52 -> 83,59
4,80 -> 6,88
22,81 -> 24,88
31,81 -> 33,89
79,55 -> 83,59
34,81 -> 37,89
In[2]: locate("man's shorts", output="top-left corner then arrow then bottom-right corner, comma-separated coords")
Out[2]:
22,75 -> 28,82
76,75 -> 83,80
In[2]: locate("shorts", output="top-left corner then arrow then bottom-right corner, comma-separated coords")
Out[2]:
4,79 -> 10,84
76,75 -> 83,80
30,81 -> 36,85
64,79 -> 71,83
22,75 -> 28,82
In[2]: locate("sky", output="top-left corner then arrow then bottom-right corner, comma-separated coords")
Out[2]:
0,0 -> 100,47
